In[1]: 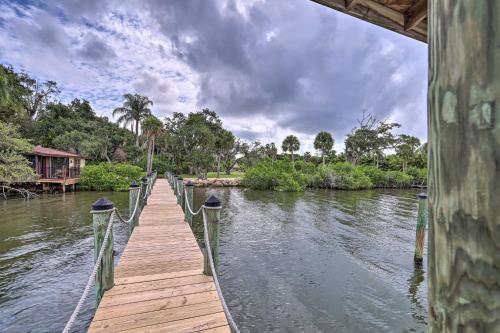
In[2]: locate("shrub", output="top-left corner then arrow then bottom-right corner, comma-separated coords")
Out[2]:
406,167 -> 427,186
243,159 -> 306,191
80,163 -> 144,191
317,163 -> 372,190
360,166 -> 386,187
384,171 -> 414,188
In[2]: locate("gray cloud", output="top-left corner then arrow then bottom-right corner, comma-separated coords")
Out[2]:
145,0 -> 427,142
1,0 -> 427,148
78,33 -> 116,63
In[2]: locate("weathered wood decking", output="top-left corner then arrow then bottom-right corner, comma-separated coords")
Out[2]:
88,179 -> 230,332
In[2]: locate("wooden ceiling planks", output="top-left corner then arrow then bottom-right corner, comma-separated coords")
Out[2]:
311,0 -> 427,43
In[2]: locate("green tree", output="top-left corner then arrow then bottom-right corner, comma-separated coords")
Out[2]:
113,94 -> 153,146
52,130 -> 110,161
142,116 -> 164,174
314,131 -> 334,166
214,129 -> 235,178
395,134 -> 421,172
20,76 -> 59,119
0,121 -> 34,183
162,109 -> 227,177
345,112 -> 400,166
0,65 -> 31,124
282,135 -> 300,163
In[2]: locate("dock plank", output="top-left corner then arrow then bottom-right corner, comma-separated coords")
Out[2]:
88,179 -> 230,332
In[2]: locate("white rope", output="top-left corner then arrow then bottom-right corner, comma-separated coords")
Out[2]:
202,207 -> 240,333
184,189 -> 203,216
61,209 -> 115,333
114,188 -> 142,225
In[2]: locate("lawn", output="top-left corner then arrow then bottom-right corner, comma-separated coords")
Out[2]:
180,171 -> 245,179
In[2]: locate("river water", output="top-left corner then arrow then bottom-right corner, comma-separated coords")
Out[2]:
0,188 -> 427,332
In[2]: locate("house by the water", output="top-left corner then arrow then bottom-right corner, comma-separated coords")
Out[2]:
27,146 -> 85,192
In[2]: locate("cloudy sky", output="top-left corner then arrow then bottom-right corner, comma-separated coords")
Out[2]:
0,0 -> 427,153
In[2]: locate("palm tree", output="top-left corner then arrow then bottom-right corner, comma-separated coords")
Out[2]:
314,131 -> 334,166
113,94 -> 153,146
282,135 -> 300,163
142,116 -> 164,173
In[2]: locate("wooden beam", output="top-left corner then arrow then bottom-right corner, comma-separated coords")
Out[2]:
310,0 -> 427,42
358,0 -> 404,26
428,1 -> 500,331
404,0 -> 427,31
344,0 -> 360,10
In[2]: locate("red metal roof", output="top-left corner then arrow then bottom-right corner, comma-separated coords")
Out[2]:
32,146 -> 81,158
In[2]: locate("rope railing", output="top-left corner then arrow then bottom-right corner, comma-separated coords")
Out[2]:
180,185 -> 240,333
61,209 -> 116,333
184,189 -> 203,216
201,207 -> 240,333
61,176 -> 149,333
114,187 -> 142,225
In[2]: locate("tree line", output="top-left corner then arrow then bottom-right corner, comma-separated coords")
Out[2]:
0,64 -> 426,187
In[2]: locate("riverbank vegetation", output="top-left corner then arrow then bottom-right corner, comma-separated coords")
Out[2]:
243,160 -> 426,191
1,64 -> 427,192
79,163 -> 143,191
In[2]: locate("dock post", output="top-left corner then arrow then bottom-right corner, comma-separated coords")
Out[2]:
173,174 -> 178,195
129,181 -> 140,234
141,176 -> 148,206
147,173 -> 153,196
91,198 -> 115,305
184,181 -> 194,224
203,195 -> 221,276
414,193 -> 428,266
177,176 -> 184,206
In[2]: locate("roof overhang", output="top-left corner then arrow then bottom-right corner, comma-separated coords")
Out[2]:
311,0 -> 427,43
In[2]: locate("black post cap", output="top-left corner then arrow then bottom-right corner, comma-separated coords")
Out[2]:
185,180 -> 194,187
147,172 -> 152,177
204,195 -> 221,207
177,176 -> 183,180
173,175 -> 178,178
92,197 -> 114,211
130,180 -> 139,188
141,176 -> 148,182
418,193 -> 428,199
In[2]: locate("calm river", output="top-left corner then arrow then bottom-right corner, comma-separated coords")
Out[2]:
0,188 -> 427,332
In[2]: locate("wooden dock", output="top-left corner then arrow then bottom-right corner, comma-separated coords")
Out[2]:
88,179 -> 230,332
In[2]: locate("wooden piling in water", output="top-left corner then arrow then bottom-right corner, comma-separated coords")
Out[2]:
414,193 -> 428,266
203,195 -> 221,276
184,180 -> 194,224
128,181 -> 140,234
91,198 -> 114,305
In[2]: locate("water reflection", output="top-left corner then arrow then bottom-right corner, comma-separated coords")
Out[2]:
408,266 -> 427,326
193,188 -> 427,332
0,192 -> 129,333
0,188 -> 427,333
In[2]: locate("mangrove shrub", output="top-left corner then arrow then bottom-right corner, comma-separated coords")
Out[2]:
80,163 -> 143,191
